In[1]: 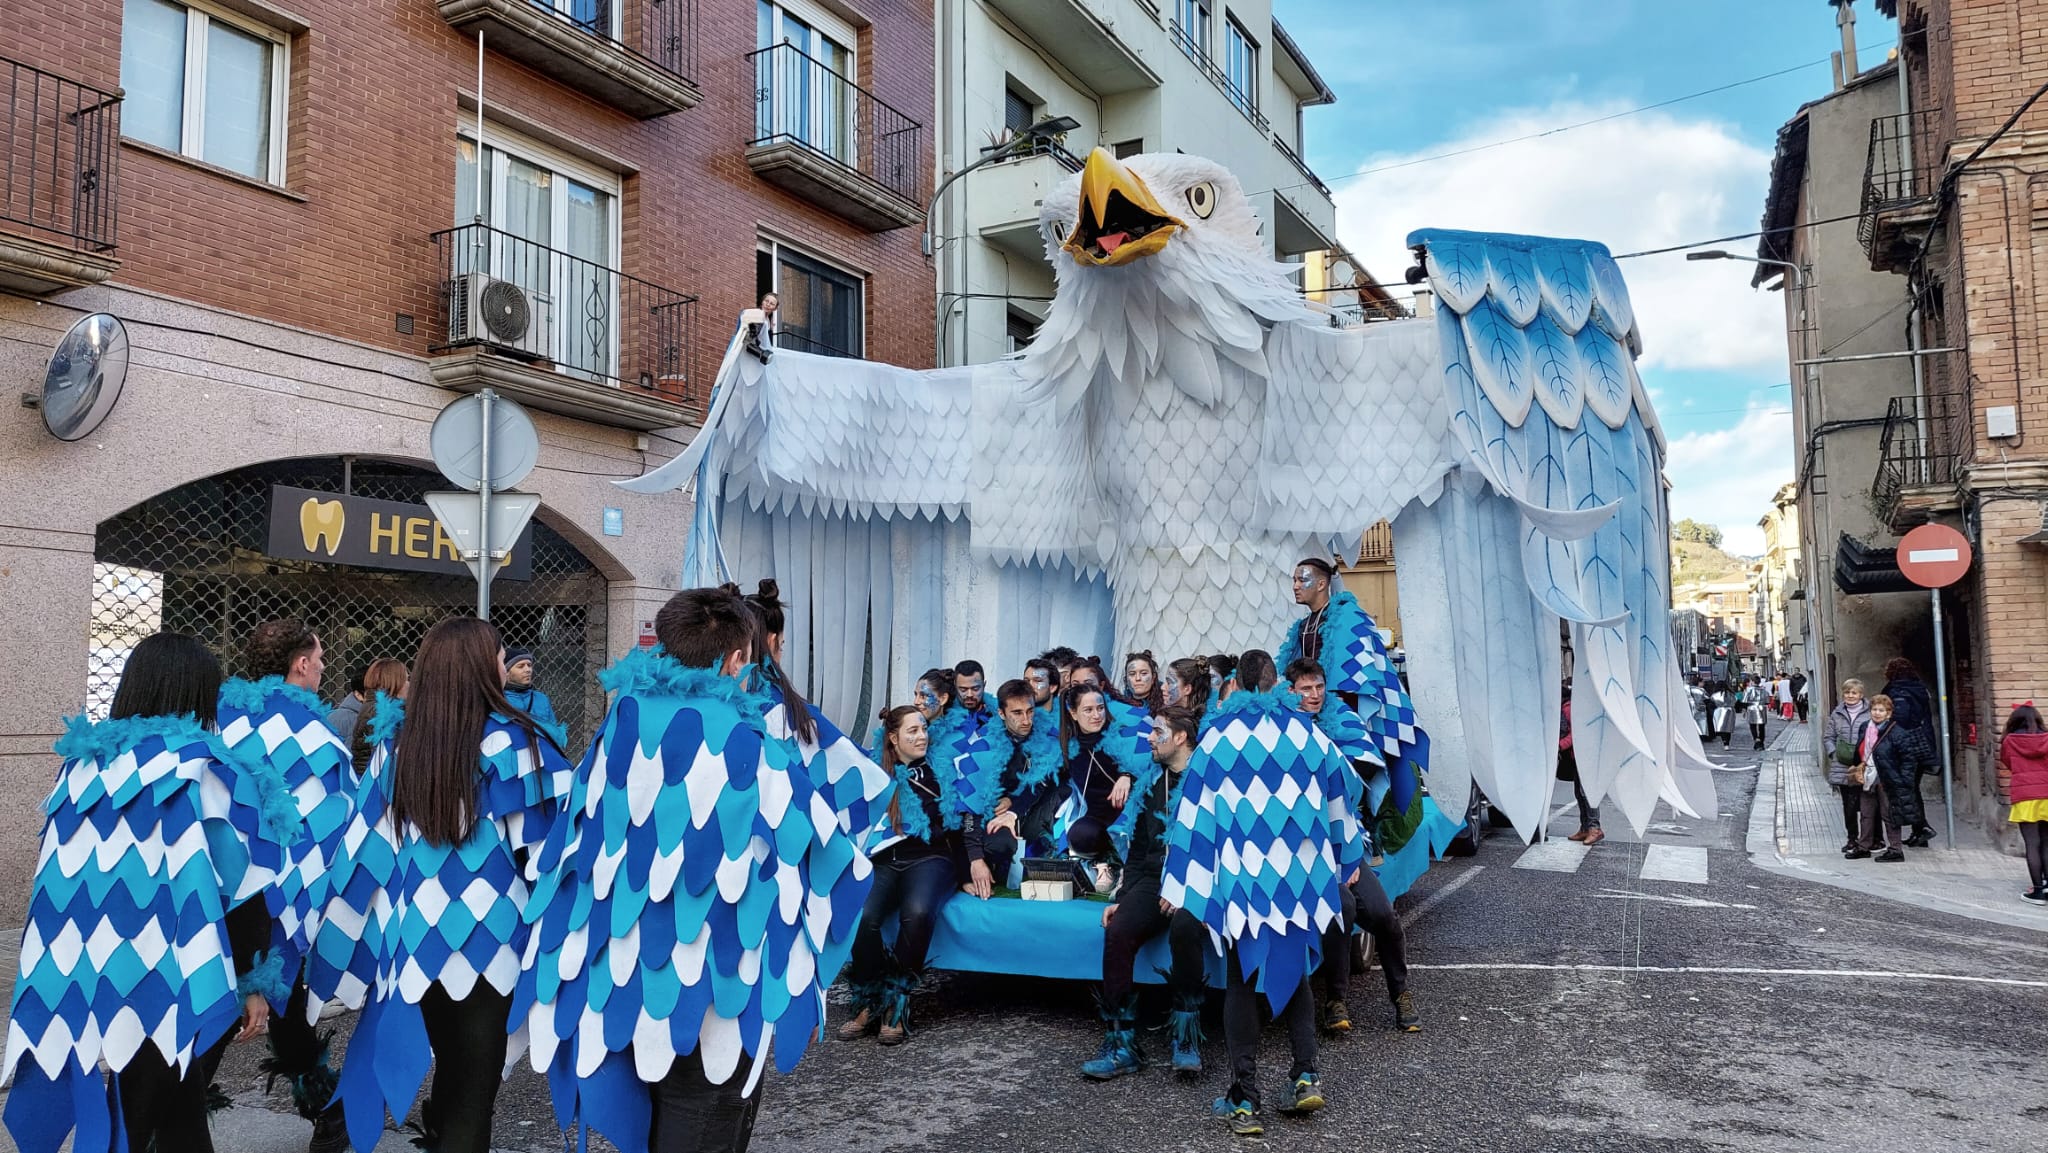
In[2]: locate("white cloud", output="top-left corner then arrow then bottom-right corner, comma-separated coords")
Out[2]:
1664,405 -> 1794,555
1332,102 -> 1788,374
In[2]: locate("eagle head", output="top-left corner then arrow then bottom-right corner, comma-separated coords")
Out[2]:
1027,149 -> 1315,404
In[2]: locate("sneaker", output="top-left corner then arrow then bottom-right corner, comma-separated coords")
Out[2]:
1079,1032 -> 1141,1080
1212,1097 -> 1263,1137
1283,1074 -> 1325,1115
1844,848 -> 1871,860
2022,887 -> 2047,906
1392,991 -> 1422,1033
1875,849 -> 1905,863
1320,999 -> 1351,1034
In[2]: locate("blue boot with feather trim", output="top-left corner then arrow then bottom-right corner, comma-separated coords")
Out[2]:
1080,993 -> 1143,1080
1168,994 -> 1205,1075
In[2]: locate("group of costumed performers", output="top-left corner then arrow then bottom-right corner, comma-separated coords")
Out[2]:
4,556 -> 1427,1150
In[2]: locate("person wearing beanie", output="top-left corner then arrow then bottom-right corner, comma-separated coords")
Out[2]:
501,646 -> 564,746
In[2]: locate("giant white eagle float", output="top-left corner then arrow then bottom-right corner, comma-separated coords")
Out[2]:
621,148 -> 1717,836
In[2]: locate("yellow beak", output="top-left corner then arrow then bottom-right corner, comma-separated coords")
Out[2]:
1063,148 -> 1181,267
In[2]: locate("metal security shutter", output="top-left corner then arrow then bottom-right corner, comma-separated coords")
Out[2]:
89,457 -> 608,753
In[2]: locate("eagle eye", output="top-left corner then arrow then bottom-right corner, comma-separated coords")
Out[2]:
1050,219 -> 1071,244
1186,182 -> 1217,219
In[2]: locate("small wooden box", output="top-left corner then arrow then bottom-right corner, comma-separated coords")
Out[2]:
1021,879 -> 1074,902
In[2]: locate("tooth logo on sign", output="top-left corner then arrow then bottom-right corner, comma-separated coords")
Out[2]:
299,498 -> 345,556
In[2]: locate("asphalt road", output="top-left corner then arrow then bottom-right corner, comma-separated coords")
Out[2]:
201,715 -> 2048,1153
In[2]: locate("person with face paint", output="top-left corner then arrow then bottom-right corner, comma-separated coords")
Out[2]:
1165,657 -> 1215,717
1124,652 -> 1165,714
911,667 -> 978,770
1057,683 -> 1149,891
954,679 -> 1066,891
953,660 -> 992,738
1025,658 -> 1061,725
1285,658 -> 1420,1037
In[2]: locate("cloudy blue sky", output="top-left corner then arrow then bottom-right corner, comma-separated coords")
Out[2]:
1276,0 -> 1899,553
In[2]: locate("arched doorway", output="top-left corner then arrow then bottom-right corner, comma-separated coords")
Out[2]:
90,457 -> 609,749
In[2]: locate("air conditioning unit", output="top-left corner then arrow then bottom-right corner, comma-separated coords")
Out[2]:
448,273 -> 552,361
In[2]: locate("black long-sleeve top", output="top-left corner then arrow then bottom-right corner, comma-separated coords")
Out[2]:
1064,731 -> 1120,807
1121,763 -> 1181,887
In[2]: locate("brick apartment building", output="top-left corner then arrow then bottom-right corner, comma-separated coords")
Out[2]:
0,0 -> 934,919
1758,0 -> 2048,845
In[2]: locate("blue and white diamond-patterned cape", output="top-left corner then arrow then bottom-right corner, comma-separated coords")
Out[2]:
516,650 -> 891,1153
1278,589 -> 1428,813
214,676 -> 357,960
329,703 -> 574,1153
1160,687 -> 1361,1013
3,713 -> 308,1153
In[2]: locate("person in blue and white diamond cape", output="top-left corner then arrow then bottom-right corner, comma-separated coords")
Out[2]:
321,617 -> 574,1153
1161,649 -> 1363,1137
516,587 -> 892,1153
3,632 -> 316,1153
213,617 -> 360,1153
1277,557 -> 1431,824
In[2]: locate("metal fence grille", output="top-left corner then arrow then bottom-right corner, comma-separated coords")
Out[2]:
89,457 -> 609,752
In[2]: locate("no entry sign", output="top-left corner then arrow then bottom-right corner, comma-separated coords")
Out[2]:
1897,523 -> 1972,588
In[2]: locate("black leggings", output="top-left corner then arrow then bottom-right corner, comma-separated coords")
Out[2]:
1100,883 -> 1208,1005
1321,869 -> 1409,1004
850,851 -> 955,978
417,984 -> 512,1153
2021,821 -> 2048,890
1838,784 -> 1863,843
1222,948 -> 1315,1111
1067,791 -> 1120,861
651,1048 -> 760,1153
117,1032 -> 233,1153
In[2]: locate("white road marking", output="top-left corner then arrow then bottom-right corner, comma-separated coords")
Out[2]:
1593,888 -> 1756,910
1639,844 -> 1709,885
1406,962 -> 2048,990
1401,865 -> 1484,929
1513,839 -> 1592,873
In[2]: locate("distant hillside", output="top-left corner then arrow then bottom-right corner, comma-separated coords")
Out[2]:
1671,539 -> 1750,589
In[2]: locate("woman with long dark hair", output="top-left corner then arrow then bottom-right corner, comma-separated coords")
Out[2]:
841,705 -> 963,1046
1059,681 -> 1151,890
330,617 -> 570,1153
1166,656 -> 1214,717
4,632 -> 308,1153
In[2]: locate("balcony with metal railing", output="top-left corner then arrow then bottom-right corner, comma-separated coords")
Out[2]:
1874,390 -> 1967,528
1168,19 -> 1269,132
435,0 -> 700,118
1860,108 -> 1942,272
426,221 -> 701,431
971,138 -> 1085,259
746,43 -> 925,232
0,56 -> 120,294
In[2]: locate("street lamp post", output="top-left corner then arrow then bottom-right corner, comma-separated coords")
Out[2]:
925,115 -> 1082,364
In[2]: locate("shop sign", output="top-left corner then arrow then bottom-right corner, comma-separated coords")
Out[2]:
266,484 -> 533,580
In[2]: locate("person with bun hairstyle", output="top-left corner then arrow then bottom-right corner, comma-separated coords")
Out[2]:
840,705 -> 965,1046
519,586 -> 887,1153
1167,656 -> 1214,716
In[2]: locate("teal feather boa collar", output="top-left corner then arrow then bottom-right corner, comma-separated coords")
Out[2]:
53,711 -> 302,843
957,723 -> 1063,817
219,675 -> 327,717
890,759 -> 964,842
597,647 -> 753,711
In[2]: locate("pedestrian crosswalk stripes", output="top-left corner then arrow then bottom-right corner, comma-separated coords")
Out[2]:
1639,844 -> 1710,885
1511,839 -> 1593,873
1511,839 -> 1712,885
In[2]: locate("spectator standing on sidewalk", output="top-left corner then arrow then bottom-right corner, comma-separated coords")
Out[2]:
1853,694 -> 1934,862
1558,691 -> 1602,846
1880,658 -> 1940,846
1998,703 -> 2048,904
1825,679 -> 1871,853
1791,671 -> 1810,723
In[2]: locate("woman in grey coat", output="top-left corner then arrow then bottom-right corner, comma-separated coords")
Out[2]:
1823,679 -> 1870,853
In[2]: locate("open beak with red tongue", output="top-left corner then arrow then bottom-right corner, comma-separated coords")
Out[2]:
1062,148 -> 1182,268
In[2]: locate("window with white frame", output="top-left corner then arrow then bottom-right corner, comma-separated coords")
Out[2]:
756,237 -> 863,358
121,0 -> 289,183
756,0 -> 857,164
1224,15 -> 1258,114
1174,0 -> 1211,58
454,129 -> 621,380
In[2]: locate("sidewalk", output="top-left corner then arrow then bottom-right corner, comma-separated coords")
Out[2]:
1748,721 -> 2048,933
